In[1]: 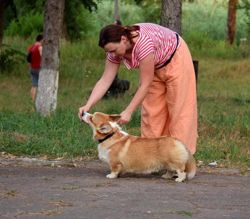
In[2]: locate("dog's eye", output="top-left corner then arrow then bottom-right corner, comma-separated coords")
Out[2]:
98,124 -> 112,134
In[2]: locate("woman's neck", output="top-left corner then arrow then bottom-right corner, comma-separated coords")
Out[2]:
124,33 -> 139,59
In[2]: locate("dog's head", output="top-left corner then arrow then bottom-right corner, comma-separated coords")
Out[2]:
82,112 -> 121,142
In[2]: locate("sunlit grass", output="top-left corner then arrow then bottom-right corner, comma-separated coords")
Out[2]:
0,36 -> 250,169
195,58 -> 250,169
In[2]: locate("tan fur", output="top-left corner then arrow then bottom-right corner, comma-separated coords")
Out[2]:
82,112 -> 196,182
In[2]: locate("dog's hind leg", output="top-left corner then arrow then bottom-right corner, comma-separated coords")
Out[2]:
106,162 -> 122,179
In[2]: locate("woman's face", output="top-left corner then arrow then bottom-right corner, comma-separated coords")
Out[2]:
104,36 -> 129,57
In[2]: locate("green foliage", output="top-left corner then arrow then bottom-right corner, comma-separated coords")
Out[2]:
91,0 -> 144,30
5,12 -> 43,37
13,0 -> 44,14
64,2 -> 97,39
182,0 -> 249,42
4,0 -> 98,40
3,0 -> 250,43
238,0 -> 250,30
0,44 -> 25,73
132,0 -> 161,23
79,0 -> 98,12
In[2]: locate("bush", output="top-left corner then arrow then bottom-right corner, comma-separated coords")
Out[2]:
5,12 -> 43,38
64,3 -> 97,39
0,44 -> 26,73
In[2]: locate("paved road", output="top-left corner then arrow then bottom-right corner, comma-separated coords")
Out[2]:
0,158 -> 249,219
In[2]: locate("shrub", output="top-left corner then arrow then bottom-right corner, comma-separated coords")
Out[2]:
0,44 -> 26,73
5,12 -> 43,38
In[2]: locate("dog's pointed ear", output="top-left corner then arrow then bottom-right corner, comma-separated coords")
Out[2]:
98,123 -> 112,134
109,114 -> 121,122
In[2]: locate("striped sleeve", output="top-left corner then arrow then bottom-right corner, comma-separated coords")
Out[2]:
136,35 -> 155,61
107,52 -> 121,64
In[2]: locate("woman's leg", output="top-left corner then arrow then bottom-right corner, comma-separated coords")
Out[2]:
141,38 -> 198,154
162,38 -> 197,154
141,73 -> 169,138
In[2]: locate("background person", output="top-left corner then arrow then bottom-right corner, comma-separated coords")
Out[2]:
79,23 -> 197,155
27,34 -> 43,102
114,19 -> 122,25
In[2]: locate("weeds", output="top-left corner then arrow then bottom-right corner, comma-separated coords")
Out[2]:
0,55 -> 249,169
0,44 -> 26,73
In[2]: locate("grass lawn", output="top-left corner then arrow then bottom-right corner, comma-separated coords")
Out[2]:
0,52 -> 249,170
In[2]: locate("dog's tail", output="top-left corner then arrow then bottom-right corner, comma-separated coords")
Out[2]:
185,155 -> 196,180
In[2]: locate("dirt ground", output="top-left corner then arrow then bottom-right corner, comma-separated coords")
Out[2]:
0,155 -> 249,219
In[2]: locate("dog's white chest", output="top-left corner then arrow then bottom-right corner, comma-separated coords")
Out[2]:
98,144 -> 109,163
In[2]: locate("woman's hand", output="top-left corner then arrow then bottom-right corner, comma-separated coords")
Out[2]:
78,105 -> 90,120
118,110 -> 132,125
78,60 -> 119,121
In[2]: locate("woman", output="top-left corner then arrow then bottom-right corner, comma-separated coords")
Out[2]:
78,23 -> 197,154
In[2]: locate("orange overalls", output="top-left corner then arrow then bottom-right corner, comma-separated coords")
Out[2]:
141,37 -> 198,155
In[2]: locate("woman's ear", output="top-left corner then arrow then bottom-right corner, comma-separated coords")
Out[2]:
121,35 -> 127,42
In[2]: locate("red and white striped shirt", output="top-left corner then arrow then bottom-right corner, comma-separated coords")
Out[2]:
107,23 -> 180,69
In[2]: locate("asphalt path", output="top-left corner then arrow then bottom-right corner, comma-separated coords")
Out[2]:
0,157 -> 249,219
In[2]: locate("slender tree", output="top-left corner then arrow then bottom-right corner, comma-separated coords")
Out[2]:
0,0 -> 17,46
160,0 -> 182,35
114,0 -> 120,21
35,0 -> 65,116
227,0 -> 238,44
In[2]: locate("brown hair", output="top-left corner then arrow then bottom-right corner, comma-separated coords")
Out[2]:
36,34 -> 43,42
98,24 -> 140,48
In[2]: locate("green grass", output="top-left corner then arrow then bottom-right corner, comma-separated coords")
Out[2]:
196,58 -> 250,169
0,36 -> 250,170
1,0 -> 250,169
0,109 -> 95,158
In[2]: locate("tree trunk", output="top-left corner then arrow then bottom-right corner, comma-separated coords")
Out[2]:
227,0 -> 238,44
114,0 -> 120,21
160,0 -> 182,35
36,0 -> 65,116
0,0 -> 17,46
0,0 -> 9,46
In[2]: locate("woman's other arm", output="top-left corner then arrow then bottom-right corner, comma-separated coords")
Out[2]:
119,53 -> 155,124
78,59 -> 119,117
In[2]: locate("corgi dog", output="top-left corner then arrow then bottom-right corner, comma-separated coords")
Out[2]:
82,112 -> 196,182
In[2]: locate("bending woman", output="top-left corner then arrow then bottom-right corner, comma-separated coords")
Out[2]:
79,23 -> 198,154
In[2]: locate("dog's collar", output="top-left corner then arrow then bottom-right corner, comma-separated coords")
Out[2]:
98,132 -> 115,143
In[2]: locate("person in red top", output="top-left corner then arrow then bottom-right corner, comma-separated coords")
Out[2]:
27,34 -> 43,102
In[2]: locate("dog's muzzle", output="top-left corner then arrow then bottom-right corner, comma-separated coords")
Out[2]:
82,112 -> 91,123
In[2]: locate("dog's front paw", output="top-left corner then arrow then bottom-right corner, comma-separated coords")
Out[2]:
106,172 -> 118,179
175,170 -> 186,182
